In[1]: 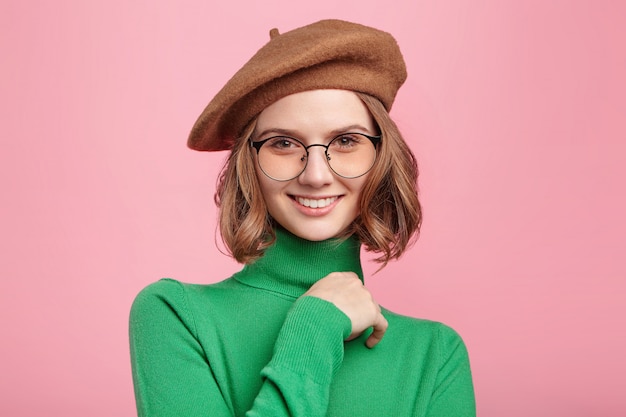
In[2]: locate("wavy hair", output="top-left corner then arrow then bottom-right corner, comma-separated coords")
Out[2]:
214,92 -> 421,266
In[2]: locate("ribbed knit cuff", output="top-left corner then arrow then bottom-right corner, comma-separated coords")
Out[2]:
267,296 -> 351,385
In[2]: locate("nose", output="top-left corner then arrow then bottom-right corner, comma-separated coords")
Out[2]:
297,146 -> 334,187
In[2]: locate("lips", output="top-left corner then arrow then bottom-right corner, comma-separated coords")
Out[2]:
293,196 -> 338,208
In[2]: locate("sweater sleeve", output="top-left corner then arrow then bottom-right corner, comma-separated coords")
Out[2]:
426,324 -> 476,417
129,281 -> 351,417
248,296 -> 351,416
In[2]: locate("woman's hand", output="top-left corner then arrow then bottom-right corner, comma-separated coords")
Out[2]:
303,272 -> 388,348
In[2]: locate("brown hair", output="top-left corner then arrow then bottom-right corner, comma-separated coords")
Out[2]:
214,92 -> 421,266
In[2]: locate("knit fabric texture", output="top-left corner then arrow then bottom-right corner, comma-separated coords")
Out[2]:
188,19 -> 407,151
129,228 -> 476,416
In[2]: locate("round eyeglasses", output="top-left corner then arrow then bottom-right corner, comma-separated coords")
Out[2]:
250,132 -> 381,181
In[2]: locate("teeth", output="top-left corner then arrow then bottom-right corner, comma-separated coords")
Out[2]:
296,196 -> 337,208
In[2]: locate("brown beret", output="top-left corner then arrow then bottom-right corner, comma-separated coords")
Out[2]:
188,19 -> 407,152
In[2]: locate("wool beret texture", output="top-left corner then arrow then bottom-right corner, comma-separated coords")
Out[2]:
188,19 -> 407,152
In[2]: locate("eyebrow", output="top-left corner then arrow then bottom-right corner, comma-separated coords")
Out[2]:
253,124 -> 373,141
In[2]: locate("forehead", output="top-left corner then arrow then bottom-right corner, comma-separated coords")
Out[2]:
254,89 -> 375,137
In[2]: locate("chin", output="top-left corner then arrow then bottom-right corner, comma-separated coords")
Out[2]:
282,222 -> 353,242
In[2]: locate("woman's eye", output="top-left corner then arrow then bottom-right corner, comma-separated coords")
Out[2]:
264,137 -> 303,154
268,137 -> 298,149
333,135 -> 361,148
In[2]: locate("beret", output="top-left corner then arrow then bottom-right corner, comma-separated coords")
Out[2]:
188,19 -> 407,152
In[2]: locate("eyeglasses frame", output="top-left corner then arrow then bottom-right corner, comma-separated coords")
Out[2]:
250,132 -> 382,181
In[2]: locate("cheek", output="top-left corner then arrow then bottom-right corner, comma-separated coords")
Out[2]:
352,175 -> 369,200
346,176 -> 369,216
255,167 -> 283,212
255,174 -> 271,203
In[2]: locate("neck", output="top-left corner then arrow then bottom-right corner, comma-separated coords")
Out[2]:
233,227 -> 363,298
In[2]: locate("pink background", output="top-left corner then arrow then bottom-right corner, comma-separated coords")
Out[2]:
2,1 -> 625,416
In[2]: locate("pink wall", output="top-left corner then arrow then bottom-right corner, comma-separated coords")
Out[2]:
2,1 -> 625,415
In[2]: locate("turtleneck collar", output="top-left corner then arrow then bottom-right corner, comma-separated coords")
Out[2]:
233,227 -> 363,298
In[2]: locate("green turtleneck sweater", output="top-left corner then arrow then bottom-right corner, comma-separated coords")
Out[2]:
129,228 -> 475,416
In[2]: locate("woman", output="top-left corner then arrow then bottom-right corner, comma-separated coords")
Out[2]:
130,20 -> 475,416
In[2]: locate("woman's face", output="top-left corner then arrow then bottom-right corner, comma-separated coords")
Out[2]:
253,89 -> 377,241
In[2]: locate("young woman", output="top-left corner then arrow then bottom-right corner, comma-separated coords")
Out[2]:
130,20 -> 475,416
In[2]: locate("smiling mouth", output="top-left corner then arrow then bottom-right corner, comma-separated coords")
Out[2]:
293,196 -> 339,208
